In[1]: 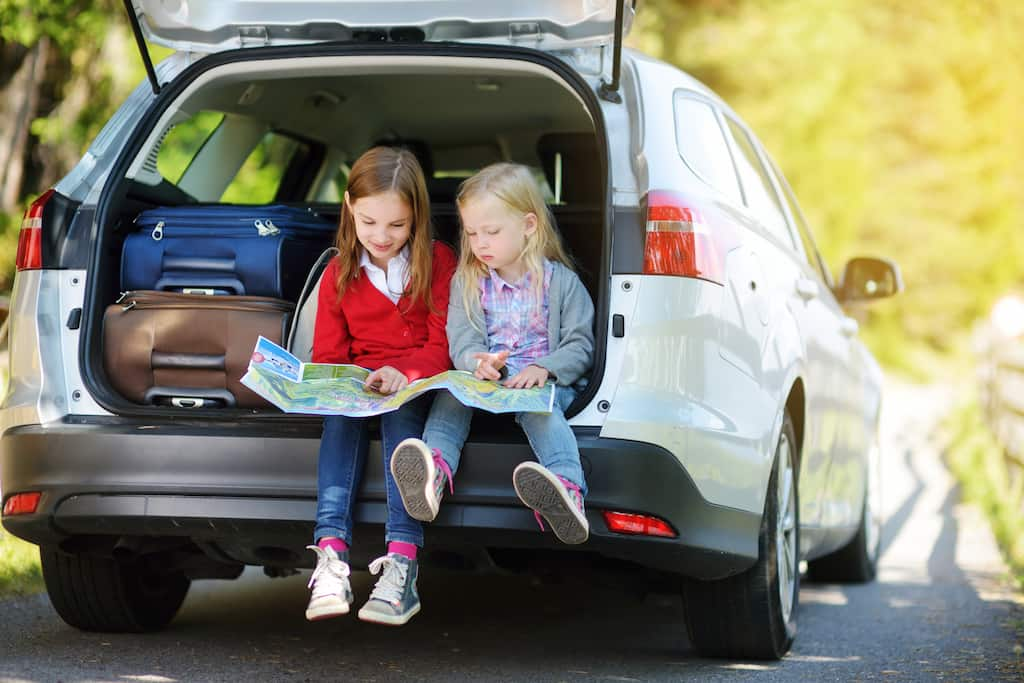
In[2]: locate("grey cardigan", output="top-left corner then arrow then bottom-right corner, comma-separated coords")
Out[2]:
447,261 -> 595,386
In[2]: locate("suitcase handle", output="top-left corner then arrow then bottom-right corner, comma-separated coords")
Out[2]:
154,273 -> 246,295
163,255 -> 238,273
143,386 -> 237,408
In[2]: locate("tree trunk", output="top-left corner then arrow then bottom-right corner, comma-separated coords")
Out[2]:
0,37 -> 49,213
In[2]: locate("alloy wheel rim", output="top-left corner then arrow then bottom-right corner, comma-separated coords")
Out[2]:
865,439 -> 882,562
775,433 -> 797,624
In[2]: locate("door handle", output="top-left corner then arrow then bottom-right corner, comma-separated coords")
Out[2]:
840,317 -> 859,337
795,278 -> 819,301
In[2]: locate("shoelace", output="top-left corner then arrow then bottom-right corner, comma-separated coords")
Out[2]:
533,476 -> 584,532
433,450 -> 455,496
367,554 -> 409,606
306,545 -> 351,598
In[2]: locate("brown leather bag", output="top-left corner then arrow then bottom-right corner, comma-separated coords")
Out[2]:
103,291 -> 294,408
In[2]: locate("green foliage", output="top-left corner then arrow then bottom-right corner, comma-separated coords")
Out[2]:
0,0 -> 117,53
944,399 -> 1024,586
157,111 -> 226,184
221,133 -> 303,204
0,531 -> 43,597
631,0 -> 1024,374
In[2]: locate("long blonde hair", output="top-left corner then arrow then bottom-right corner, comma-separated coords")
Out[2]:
455,163 -> 573,319
333,146 -> 433,310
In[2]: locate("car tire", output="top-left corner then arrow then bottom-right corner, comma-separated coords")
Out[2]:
681,412 -> 799,660
807,437 -> 881,583
40,546 -> 191,632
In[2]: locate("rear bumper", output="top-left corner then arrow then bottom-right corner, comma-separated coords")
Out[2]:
1,416 -> 760,580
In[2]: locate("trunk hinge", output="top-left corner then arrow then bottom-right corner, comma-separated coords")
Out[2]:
239,26 -> 271,47
509,22 -> 542,43
599,0 -> 635,104
122,0 -> 161,95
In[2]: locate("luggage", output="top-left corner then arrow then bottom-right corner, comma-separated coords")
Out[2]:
103,291 -> 294,408
121,204 -> 336,299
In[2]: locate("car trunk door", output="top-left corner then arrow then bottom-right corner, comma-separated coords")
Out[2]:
126,0 -> 634,52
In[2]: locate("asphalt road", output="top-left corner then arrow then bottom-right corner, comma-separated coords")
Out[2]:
1,382 -> 1022,682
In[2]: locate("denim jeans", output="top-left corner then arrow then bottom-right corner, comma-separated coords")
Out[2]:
422,385 -> 587,495
313,394 -> 431,547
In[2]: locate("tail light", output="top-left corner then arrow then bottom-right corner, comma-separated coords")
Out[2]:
603,510 -> 677,538
3,492 -> 42,516
15,189 -> 54,271
642,190 -> 732,284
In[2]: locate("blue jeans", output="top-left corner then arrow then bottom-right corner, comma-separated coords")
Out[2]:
422,385 -> 587,495
313,395 -> 431,547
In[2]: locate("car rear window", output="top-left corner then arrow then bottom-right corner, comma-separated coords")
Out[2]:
674,94 -> 742,203
156,111 -> 312,203
722,116 -> 795,248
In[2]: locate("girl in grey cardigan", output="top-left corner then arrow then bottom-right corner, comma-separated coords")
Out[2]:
390,163 -> 595,545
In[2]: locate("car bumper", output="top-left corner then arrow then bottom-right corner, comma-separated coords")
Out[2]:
1,416 -> 760,580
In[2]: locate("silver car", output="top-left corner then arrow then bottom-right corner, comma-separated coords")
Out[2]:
1,0 -> 900,659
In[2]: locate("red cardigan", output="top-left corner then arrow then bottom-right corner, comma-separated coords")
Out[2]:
312,241 -> 456,381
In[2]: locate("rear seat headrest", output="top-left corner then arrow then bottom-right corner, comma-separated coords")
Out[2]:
373,138 -> 434,178
536,133 -> 601,203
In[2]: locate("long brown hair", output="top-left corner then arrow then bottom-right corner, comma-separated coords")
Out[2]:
455,163 -> 573,319
333,146 -> 433,309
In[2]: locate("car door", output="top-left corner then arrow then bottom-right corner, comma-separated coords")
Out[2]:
718,114 -> 852,534
768,160 -> 870,532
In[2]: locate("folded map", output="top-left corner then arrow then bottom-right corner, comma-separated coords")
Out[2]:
241,336 -> 555,417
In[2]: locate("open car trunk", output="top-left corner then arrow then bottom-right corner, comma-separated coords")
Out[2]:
81,44 -> 609,423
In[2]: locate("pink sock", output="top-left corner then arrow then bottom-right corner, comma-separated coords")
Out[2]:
388,541 -> 418,560
318,537 -> 348,554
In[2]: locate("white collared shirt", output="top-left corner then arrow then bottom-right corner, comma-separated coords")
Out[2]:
359,246 -> 411,304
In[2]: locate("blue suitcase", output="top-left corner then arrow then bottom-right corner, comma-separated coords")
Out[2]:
122,204 -> 336,300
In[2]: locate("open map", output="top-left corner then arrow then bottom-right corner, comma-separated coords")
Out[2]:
241,336 -> 555,417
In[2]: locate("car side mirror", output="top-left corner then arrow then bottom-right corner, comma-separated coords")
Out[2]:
837,257 -> 903,303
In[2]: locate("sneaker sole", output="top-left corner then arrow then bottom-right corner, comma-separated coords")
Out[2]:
391,440 -> 438,522
357,601 -> 421,626
513,464 -> 589,545
305,599 -> 350,621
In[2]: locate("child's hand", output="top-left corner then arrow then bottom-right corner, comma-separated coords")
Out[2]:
472,351 -> 509,381
364,366 -> 409,394
504,364 -> 549,389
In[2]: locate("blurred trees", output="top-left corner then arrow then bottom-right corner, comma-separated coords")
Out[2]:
0,1 -> 128,210
0,0 -> 1021,373
630,0 -> 1024,372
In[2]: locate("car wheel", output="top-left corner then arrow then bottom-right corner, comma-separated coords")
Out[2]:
681,412 -> 799,660
807,436 -> 881,583
40,546 -> 191,632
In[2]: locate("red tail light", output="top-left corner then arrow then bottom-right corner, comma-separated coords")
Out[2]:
15,189 -> 54,271
3,492 -> 42,517
603,510 -> 677,538
643,190 -> 730,284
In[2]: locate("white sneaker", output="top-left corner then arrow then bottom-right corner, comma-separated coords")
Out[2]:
305,545 -> 353,620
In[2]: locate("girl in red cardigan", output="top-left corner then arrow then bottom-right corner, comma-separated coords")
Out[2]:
306,147 -> 455,626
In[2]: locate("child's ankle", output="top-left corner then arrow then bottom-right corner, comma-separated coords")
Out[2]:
387,541 -> 418,560
318,537 -> 349,555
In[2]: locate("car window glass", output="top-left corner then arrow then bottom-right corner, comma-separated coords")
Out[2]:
769,158 -> 834,286
221,133 -> 309,203
723,117 -> 795,248
156,111 -> 225,185
673,95 -> 742,203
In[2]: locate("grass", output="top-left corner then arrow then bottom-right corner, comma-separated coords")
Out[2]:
0,531 -> 44,597
943,398 -> 1024,587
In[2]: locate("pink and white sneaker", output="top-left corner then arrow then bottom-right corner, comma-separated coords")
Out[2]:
512,461 -> 589,545
391,438 -> 453,522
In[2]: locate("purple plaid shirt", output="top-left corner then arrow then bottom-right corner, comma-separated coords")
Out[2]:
480,260 -> 553,376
